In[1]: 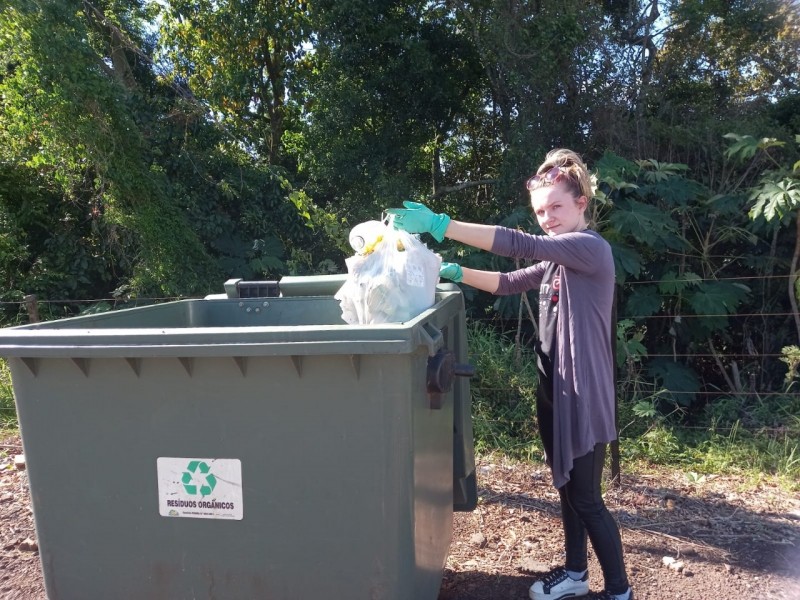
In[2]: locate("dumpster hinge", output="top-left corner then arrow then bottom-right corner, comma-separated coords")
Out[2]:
417,322 -> 444,356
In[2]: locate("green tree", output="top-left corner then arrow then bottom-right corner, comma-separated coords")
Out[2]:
157,0 -> 313,167
595,152 -> 751,406
626,0 -> 800,171
302,0 -> 485,222
0,0 -> 219,296
747,135 -> 800,343
1,0 -> 320,302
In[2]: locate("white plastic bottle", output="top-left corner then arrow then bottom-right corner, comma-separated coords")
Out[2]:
348,220 -> 386,255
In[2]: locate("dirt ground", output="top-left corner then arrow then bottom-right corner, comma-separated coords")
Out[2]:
1,433 -> 799,600
441,457 -> 800,600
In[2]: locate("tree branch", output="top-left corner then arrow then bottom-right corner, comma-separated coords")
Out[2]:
81,0 -> 196,101
82,0 -> 137,90
707,337 -> 741,393
751,55 -> 798,91
427,179 -> 497,200
791,208 -> 800,343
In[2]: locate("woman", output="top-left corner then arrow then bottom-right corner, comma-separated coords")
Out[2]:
387,149 -> 633,600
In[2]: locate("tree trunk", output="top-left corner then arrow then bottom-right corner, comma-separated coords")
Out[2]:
791,208 -> 800,344
432,133 -> 441,196
610,285 -> 621,487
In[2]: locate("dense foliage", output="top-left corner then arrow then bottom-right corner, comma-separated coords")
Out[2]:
1,0 -> 799,435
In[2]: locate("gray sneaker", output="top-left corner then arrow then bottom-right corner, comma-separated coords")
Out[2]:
529,567 -> 590,600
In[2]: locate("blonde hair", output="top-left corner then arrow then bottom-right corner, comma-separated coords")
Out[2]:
535,148 -> 594,200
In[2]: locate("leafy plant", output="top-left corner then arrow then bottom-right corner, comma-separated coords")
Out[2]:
597,150 -> 756,413
467,322 -> 541,461
780,345 -> 800,387
0,360 -> 17,428
746,134 -> 800,343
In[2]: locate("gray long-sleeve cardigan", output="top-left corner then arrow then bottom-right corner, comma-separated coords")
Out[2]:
492,227 -> 617,489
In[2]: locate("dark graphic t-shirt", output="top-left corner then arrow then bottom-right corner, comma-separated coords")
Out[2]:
535,262 -> 560,406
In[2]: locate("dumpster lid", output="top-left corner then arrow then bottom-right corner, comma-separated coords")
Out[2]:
0,293 -> 462,359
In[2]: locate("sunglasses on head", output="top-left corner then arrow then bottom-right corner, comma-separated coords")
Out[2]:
526,166 -> 566,191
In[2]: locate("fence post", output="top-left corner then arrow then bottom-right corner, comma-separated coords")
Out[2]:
23,294 -> 40,323
610,285 -> 621,487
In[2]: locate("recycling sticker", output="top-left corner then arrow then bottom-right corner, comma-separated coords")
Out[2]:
157,457 -> 243,520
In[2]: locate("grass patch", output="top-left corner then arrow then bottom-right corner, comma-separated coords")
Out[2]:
0,359 -> 17,429
619,422 -> 800,491
467,322 -> 542,462
468,322 -> 800,489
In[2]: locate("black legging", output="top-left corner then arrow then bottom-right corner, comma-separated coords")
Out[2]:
537,389 -> 630,595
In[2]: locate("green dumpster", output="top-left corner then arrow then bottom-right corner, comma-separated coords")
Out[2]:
0,276 -> 476,600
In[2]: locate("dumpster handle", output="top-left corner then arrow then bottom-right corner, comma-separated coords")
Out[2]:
418,322 -> 443,356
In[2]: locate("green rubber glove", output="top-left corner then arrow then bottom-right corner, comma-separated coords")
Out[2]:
439,262 -> 463,283
385,201 -> 451,242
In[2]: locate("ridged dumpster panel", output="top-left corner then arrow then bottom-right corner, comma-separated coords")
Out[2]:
0,282 -> 475,600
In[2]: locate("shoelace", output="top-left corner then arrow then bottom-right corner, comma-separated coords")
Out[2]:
541,568 -> 569,587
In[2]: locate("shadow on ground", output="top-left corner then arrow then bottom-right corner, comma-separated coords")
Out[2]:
438,569 -> 532,600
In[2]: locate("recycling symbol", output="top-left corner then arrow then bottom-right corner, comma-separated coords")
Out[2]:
181,460 -> 217,497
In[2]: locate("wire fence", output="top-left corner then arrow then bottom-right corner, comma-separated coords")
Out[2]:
0,298 -> 185,306
1,273 -> 798,432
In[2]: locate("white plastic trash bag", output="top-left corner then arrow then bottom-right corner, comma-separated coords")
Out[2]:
335,219 -> 442,324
